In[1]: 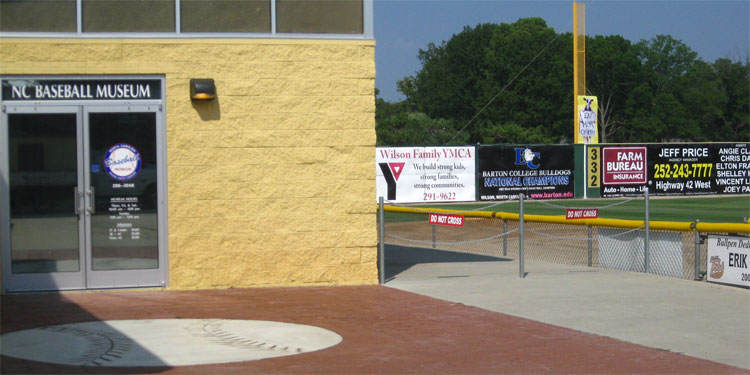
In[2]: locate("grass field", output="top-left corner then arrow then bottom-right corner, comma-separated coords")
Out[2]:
390,195 -> 750,223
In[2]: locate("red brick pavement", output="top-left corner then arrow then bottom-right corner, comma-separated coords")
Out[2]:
1,286 -> 745,374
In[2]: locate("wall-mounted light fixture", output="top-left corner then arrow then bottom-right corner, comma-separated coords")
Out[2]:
190,78 -> 216,100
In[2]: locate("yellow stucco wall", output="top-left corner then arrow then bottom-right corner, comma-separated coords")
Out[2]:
0,38 -> 378,289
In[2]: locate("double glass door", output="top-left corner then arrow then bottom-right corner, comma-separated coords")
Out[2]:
2,105 -> 165,291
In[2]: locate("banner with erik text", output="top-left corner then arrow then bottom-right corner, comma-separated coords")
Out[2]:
376,146 -> 476,203
706,235 -> 750,287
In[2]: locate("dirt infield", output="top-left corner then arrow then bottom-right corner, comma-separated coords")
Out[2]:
1,286 -> 744,374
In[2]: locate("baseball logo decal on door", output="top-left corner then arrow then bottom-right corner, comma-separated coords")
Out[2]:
104,143 -> 142,181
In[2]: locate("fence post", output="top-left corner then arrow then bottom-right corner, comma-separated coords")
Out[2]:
519,193 -> 525,279
503,219 -> 508,257
644,188 -> 650,274
694,219 -> 701,281
432,224 -> 437,249
378,197 -> 385,284
587,225 -> 593,267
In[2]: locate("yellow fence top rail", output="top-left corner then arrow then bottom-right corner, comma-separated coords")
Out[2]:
381,205 -> 750,234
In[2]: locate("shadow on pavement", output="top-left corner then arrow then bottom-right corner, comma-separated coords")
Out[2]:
1,291 -> 171,374
383,244 -> 511,280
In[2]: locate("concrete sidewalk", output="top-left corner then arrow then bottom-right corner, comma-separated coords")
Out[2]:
384,246 -> 750,370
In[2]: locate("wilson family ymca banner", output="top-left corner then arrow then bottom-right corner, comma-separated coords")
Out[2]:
376,147 -> 476,203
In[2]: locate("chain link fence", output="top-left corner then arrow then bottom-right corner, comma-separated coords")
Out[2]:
378,195 -> 748,283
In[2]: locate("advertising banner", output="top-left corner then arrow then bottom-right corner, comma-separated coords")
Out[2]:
600,146 -> 649,196
376,146 -> 476,203
706,235 -> 750,287
576,96 -> 599,144
601,143 -> 749,197
477,145 -> 574,201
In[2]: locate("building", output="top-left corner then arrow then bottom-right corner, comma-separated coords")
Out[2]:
0,0 -> 377,292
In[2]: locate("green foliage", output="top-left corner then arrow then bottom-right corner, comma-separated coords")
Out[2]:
713,58 -> 750,140
636,35 -> 699,91
480,18 -> 572,143
376,18 -> 750,146
375,111 -> 467,146
404,23 -> 501,121
586,35 -> 642,142
680,60 -> 726,141
376,94 -> 469,146
477,120 -> 555,144
629,35 -> 710,142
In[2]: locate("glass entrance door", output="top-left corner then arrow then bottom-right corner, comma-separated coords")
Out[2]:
3,106 -> 86,291
2,105 -> 165,292
84,107 -> 163,289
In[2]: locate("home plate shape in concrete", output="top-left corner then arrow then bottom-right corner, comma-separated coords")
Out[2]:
0,319 -> 343,367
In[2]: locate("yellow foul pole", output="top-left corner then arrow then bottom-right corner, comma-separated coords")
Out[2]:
573,2 -> 586,144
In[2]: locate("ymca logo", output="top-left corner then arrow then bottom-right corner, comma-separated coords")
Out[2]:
378,162 -> 405,200
514,147 -> 540,169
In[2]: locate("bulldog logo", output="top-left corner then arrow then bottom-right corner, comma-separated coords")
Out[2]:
709,256 -> 724,279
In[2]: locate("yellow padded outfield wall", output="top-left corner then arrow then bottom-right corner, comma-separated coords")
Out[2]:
0,38 -> 378,289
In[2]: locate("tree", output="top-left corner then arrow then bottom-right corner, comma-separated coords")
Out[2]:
375,89 -> 468,146
376,112 -> 468,146
398,23 -> 501,121
378,23 -> 749,146
629,35 -> 704,141
636,35 -> 698,92
481,18 -> 573,143
678,60 -> 726,141
586,35 -> 642,142
712,58 -> 750,140
397,18 -> 573,144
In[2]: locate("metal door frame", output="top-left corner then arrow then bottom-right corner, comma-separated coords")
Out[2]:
83,104 -> 168,289
1,105 -> 87,291
1,76 -> 168,292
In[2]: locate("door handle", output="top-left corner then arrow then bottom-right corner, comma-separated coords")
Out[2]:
86,186 -> 95,214
74,187 -> 82,215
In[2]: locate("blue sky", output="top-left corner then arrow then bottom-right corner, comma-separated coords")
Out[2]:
374,0 -> 750,102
